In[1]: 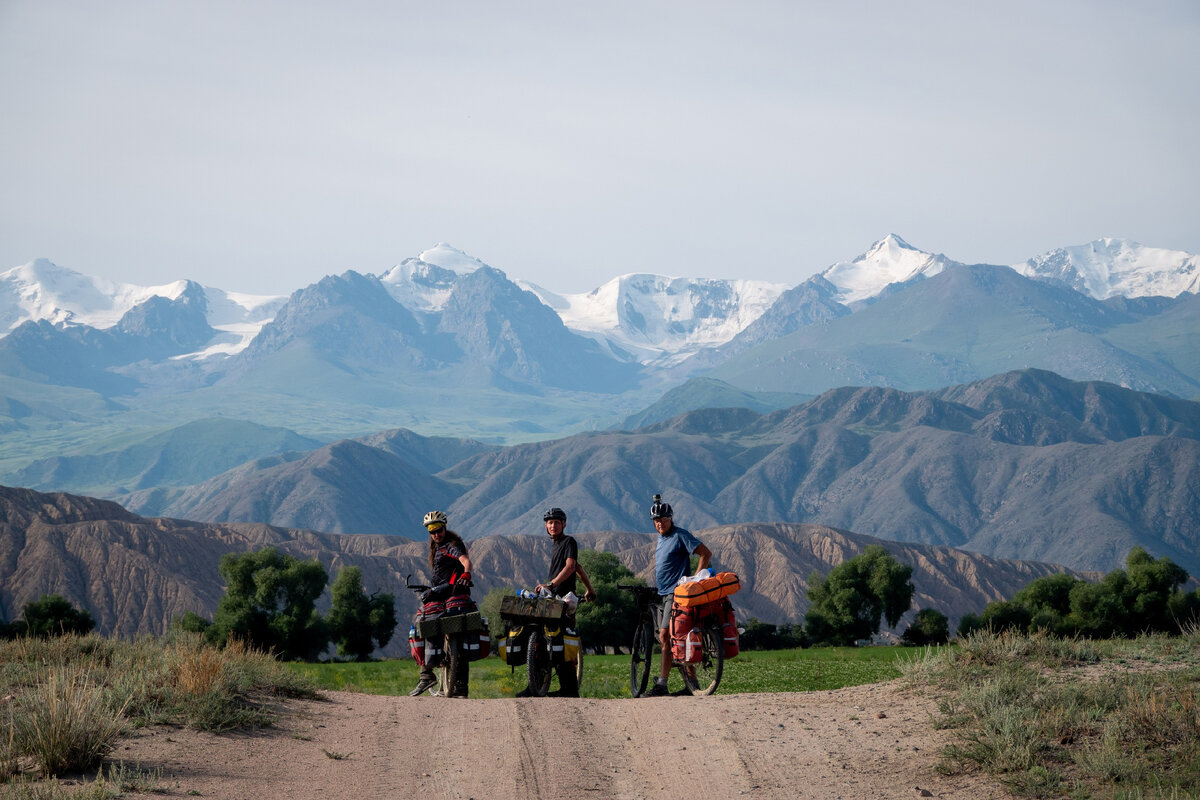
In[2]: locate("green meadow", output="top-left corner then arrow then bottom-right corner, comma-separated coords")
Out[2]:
283,646 -> 907,699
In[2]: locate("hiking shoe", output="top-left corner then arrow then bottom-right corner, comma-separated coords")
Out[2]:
641,682 -> 669,697
409,677 -> 438,696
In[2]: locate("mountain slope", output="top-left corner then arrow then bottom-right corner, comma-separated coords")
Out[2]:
101,369 -> 1200,575
707,264 -> 1200,398
119,439 -> 463,536
6,418 -> 324,496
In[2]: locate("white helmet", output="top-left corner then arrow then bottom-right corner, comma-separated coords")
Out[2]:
423,510 -> 448,528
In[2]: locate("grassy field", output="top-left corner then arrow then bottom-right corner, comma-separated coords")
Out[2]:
283,645 -> 907,698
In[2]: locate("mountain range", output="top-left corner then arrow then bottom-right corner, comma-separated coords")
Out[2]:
0,484 -> 1088,650
1,235 -> 1197,589
81,369 -> 1199,579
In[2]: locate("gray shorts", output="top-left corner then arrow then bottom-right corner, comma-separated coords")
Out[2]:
657,594 -> 674,630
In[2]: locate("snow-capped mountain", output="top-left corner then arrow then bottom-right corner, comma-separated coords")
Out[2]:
523,274 -> 788,364
0,258 -> 286,357
3,237 -> 1197,368
817,234 -> 960,306
1013,239 -> 1200,300
377,243 -> 487,314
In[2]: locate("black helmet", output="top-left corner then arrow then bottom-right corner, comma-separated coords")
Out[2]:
543,507 -> 567,522
650,494 -> 673,519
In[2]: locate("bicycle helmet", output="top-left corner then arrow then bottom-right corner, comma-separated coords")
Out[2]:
423,510 -> 448,530
542,507 -> 567,522
649,494 -> 673,519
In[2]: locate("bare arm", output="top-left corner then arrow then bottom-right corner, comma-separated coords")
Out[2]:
694,544 -> 712,573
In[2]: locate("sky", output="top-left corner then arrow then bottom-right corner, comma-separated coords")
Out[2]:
1,1 -> 1197,296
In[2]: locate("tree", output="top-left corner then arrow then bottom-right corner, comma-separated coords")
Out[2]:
901,608 -> 949,646
804,545 -> 914,646
328,566 -> 396,661
574,550 -> 643,652
21,594 -> 96,637
479,586 -> 515,647
212,548 -> 329,660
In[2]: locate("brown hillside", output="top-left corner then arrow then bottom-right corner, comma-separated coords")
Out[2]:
1,486 -> 1079,646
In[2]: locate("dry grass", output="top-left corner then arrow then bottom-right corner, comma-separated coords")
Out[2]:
901,629 -> 1200,799
0,632 -> 317,785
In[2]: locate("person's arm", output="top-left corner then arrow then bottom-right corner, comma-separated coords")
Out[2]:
574,560 -> 596,602
538,558 -> 577,594
693,543 -> 712,573
457,553 -> 472,584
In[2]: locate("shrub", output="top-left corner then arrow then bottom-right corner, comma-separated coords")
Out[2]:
12,666 -> 126,776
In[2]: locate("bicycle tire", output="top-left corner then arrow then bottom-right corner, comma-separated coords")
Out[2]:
683,621 -> 724,696
629,620 -> 654,697
441,633 -> 467,697
574,642 -> 584,688
526,627 -> 552,697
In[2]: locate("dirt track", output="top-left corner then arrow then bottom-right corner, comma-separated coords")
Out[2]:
115,683 -> 1012,800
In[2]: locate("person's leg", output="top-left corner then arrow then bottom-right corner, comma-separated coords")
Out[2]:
410,664 -> 438,696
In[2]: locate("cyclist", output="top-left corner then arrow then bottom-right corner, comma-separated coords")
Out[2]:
409,510 -> 473,697
643,495 -> 711,697
516,506 -> 595,697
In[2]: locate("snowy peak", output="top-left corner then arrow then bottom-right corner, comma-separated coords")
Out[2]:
0,258 -> 286,359
0,258 -> 192,331
817,235 -> 954,305
525,273 -> 788,365
378,243 -> 491,313
1013,239 -> 1200,300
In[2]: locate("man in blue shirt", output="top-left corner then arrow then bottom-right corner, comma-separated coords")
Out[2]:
644,495 -> 711,697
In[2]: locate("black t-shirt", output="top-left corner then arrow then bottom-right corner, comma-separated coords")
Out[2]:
432,541 -> 467,586
547,534 -> 579,597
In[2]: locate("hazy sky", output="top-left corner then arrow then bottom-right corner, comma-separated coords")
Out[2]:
2,1 -> 1197,295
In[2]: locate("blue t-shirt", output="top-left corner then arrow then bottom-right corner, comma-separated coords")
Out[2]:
654,525 -> 703,595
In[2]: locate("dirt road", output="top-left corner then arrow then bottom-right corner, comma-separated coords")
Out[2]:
117,682 -> 1011,800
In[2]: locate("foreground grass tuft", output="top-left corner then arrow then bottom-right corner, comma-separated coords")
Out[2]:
1,632 -> 318,783
900,629 -> 1200,799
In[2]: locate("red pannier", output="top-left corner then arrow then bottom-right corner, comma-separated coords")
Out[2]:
411,599 -> 446,666
669,603 -> 703,664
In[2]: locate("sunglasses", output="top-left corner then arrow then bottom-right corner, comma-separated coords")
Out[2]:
426,523 -> 446,533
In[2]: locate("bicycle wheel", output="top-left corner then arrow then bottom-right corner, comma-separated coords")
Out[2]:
686,621 -> 724,696
526,627 -> 552,697
441,633 -> 468,697
629,620 -> 654,697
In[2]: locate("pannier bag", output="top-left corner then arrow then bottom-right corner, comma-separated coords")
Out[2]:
543,625 -> 566,664
669,603 -> 703,664
721,599 -> 739,659
561,627 -> 580,663
501,625 -> 526,666
414,601 -> 446,666
673,571 -> 741,608
408,625 -> 425,665
423,636 -> 444,666
464,619 -> 492,662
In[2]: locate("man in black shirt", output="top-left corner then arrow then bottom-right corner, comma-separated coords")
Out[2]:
520,507 -> 594,697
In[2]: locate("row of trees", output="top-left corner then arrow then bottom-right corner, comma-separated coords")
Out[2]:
15,544 -> 1192,657
180,548 -> 397,661
958,547 -> 1200,639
